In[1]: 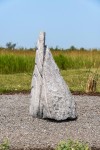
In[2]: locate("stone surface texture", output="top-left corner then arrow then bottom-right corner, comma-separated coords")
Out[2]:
30,32 -> 77,120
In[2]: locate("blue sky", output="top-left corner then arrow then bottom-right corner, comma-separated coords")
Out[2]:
0,0 -> 100,49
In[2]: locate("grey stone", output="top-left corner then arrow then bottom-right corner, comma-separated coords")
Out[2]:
30,32 -> 77,120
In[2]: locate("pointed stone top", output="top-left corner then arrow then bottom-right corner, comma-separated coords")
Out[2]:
37,32 -> 46,50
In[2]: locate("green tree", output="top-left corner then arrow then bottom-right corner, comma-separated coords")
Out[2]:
6,42 -> 16,50
70,45 -> 76,51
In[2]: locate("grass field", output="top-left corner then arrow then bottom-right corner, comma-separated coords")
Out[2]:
0,49 -> 100,74
0,69 -> 100,94
0,49 -> 100,94
0,49 -> 34,74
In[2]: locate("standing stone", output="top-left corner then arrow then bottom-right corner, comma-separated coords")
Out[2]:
30,32 -> 77,120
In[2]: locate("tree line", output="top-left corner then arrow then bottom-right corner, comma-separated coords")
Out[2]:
0,42 -> 100,51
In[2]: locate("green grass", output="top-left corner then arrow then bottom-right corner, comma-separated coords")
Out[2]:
0,69 -> 100,94
61,69 -> 100,92
0,73 -> 32,94
0,49 -> 100,74
0,49 -> 100,94
0,53 -> 34,74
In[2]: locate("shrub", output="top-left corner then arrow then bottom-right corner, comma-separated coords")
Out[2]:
56,139 -> 90,150
0,139 -> 9,150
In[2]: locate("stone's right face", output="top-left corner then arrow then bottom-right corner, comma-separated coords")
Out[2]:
30,32 -> 77,121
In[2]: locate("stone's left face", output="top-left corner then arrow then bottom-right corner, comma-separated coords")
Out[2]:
30,32 -> 45,117
30,32 -> 77,121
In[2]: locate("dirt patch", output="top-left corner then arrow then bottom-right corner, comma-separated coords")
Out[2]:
1,90 -> 100,96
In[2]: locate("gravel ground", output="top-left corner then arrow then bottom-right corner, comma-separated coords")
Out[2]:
0,94 -> 100,150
